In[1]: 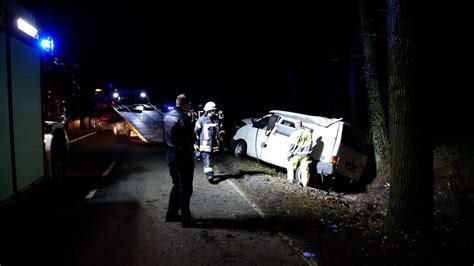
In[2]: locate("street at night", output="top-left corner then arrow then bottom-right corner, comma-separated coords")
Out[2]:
1,0 -> 473,265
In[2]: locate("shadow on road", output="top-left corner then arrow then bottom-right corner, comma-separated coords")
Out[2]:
208,170 -> 269,184
183,215 -> 329,234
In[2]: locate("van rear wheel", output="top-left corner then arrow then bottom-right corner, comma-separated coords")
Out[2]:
234,141 -> 247,157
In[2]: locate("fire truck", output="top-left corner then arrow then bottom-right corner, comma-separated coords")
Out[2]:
1,0 -> 69,208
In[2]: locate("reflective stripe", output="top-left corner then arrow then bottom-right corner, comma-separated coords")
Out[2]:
203,123 -> 217,140
204,167 -> 213,173
288,129 -> 313,157
199,145 -> 219,152
200,145 -> 211,152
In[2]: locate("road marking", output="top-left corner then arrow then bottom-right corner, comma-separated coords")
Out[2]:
227,179 -> 315,266
85,161 -> 116,200
69,132 -> 96,143
227,179 -> 266,218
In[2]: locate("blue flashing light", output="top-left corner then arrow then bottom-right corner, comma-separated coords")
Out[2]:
140,92 -> 147,98
40,37 -> 54,52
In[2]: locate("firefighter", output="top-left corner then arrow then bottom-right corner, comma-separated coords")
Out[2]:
194,101 -> 221,184
287,119 -> 313,187
217,109 -> 226,156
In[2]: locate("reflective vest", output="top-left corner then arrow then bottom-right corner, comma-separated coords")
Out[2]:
195,114 -> 220,153
288,128 -> 313,158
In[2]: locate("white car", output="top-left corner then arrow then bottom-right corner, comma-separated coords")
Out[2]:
231,110 -> 369,184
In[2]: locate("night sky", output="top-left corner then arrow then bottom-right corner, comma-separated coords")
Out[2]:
15,1 -> 470,138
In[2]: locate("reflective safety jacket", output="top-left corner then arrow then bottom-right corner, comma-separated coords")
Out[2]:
287,128 -> 313,159
195,114 -> 220,153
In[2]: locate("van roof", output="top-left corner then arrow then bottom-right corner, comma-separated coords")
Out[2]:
270,110 -> 343,128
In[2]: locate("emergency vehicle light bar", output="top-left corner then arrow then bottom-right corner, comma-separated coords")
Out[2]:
17,18 -> 38,39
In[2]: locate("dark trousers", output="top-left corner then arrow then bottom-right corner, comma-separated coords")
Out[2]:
167,149 -> 194,222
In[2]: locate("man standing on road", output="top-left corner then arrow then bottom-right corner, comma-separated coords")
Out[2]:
163,94 -> 196,227
194,101 -> 221,184
287,119 -> 313,187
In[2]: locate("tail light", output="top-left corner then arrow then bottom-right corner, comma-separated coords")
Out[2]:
99,114 -> 110,121
329,156 -> 339,165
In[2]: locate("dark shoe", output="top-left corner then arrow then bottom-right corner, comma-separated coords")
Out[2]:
181,220 -> 198,228
165,213 -> 181,222
181,217 -> 197,228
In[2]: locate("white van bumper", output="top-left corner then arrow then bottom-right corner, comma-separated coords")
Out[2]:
316,161 -> 335,175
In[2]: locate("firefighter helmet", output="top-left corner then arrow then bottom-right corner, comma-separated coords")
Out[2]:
203,101 -> 217,112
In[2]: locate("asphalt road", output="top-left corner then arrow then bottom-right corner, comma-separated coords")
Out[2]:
0,131 -> 309,266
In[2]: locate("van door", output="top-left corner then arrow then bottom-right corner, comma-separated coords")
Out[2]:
311,123 -> 339,163
245,115 -> 271,159
261,118 -> 294,168
334,124 -> 368,181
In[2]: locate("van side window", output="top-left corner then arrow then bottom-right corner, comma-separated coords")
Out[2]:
281,120 -> 295,128
275,119 -> 295,137
253,116 -> 270,129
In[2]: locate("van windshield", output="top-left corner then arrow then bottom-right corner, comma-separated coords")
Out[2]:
253,116 -> 270,129
342,124 -> 368,153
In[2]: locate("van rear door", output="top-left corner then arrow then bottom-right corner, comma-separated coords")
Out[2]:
335,124 -> 368,181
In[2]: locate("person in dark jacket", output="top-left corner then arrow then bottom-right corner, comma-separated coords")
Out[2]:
163,94 -> 196,227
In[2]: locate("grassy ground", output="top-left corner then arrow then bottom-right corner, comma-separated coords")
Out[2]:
221,138 -> 474,265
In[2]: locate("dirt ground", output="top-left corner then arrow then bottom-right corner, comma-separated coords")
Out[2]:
215,138 -> 474,265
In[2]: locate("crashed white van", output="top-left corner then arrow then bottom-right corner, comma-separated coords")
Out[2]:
231,110 -> 369,184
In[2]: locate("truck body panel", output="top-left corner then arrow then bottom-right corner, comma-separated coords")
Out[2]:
1,0 -> 69,208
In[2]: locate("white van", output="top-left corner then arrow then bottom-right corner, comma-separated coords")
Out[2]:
231,110 -> 369,184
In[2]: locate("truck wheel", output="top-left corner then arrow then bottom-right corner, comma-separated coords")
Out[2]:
51,142 -> 67,184
234,141 -> 247,157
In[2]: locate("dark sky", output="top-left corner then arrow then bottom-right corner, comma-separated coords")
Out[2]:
16,0 -> 468,139
17,1 -> 356,109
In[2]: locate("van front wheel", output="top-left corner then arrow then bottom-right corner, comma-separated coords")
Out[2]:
234,141 -> 247,157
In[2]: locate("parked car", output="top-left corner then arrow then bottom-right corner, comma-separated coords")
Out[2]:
91,107 -> 123,131
231,110 -> 369,184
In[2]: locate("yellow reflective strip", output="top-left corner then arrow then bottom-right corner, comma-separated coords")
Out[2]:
200,146 -> 211,152
204,167 -> 213,173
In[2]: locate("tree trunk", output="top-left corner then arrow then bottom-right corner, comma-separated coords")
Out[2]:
358,0 -> 390,181
385,0 -> 433,236
349,31 -> 360,128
